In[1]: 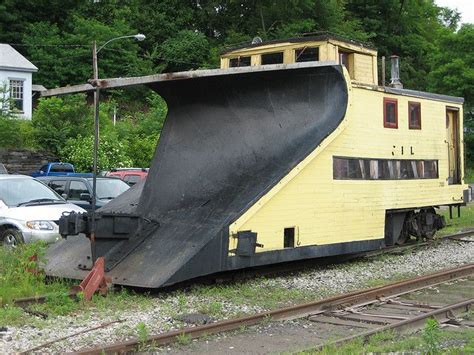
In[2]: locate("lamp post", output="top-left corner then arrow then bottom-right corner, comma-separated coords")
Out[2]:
90,33 -> 145,263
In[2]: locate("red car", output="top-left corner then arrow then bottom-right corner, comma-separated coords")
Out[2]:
106,168 -> 148,186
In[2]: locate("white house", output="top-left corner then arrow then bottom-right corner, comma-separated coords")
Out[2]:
0,44 -> 38,119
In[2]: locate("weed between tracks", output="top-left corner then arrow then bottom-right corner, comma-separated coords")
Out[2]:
304,320 -> 474,354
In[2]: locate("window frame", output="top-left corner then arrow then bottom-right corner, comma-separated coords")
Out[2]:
229,56 -> 251,67
295,46 -> 319,63
9,78 -> 25,113
408,101 -> 421,130
261,51 -> 284,65
383,97 -> 398,129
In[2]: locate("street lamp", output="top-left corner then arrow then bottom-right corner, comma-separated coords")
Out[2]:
89,33 -> 146,263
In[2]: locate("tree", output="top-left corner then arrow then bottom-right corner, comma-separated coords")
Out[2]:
160,30 -> 210,71
428,24 -> 474,165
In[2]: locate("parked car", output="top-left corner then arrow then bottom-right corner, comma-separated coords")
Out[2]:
37,176 -> 130,210
31,162 -> 93,178
0,163 -> 7,174
0,175 -> 86,247
106,168 -> 148,186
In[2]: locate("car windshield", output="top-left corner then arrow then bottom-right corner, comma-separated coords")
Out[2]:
0,178 -> 63,207
91,179 -> 130,199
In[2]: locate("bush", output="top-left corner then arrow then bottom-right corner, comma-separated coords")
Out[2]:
125,134 -> 159,168
0,117 -> 37,149
32,95 -> 92,155
61,133 -> 133,172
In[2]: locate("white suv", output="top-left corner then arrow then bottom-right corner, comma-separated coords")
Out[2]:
0,175 -> 86,247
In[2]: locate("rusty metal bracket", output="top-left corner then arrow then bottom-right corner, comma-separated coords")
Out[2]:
71,257 -> 111,301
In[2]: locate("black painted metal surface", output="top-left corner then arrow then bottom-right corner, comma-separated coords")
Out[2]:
46,64 -> 348,288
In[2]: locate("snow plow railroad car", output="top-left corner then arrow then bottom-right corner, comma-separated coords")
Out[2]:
45,34 -> 470,288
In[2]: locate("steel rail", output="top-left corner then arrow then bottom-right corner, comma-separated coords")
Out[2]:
75,263 -> 474,354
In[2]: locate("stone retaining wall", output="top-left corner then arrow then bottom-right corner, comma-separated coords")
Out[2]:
0,149 -> 57,175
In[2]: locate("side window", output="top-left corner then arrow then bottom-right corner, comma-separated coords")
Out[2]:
69,181 -> 89,199
261,52 -> 284,65
295,47 -> 319,62
49,180 -> 67,195
229,56 -> 251,67
383,98 -> 398,128
39,165 -> 48,173
408,101 -> 421,129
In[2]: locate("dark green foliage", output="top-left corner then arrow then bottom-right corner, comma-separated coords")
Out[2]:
32,95 -> 93,156
28,91 -> 166,170
161,30 -> 210,71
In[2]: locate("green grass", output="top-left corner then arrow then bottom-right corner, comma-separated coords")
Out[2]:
304,321 -> 474,354
464,167 -> 474,183
0,242 -> 71,305
438,203 -> 474,235
0,242 -> 153,326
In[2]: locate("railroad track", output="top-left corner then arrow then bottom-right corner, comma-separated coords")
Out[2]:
71,263 -> 474,354
13,230 -> 474,353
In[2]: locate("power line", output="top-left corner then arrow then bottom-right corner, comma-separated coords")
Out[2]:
8,43 -> 91,48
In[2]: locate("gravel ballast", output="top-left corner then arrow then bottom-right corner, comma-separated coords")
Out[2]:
1,237 -> 473,353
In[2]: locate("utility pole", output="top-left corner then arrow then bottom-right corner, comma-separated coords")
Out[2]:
90,40 -> 99,264
88,34 -> 145,266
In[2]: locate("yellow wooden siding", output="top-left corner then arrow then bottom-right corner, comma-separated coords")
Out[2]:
229,80 -> 465,253
354,53 -> 374,83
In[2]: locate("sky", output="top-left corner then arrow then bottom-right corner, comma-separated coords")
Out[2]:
435,0 -> 473,24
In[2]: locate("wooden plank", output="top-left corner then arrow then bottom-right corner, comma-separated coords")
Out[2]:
377,304 -> 432,313
461,320 -> 474,327
309,315 -> 377,329
41,61 -> 338,97
335,313 -> 401,325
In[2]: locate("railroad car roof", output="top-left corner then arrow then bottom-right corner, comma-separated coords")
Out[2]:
220,32 -> 377,54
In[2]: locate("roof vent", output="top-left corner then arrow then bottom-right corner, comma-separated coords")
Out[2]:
251,36 -> 263,45
390,55 -> 403,89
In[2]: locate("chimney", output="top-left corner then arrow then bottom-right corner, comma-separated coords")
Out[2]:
389,55 -> 403,89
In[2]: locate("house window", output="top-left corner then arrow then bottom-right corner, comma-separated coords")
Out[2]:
229,56 -> 251,67
295,47 -> 319,62
408,101 -> 421,129
261,52 -> 283,65
383,98 -> 398,128
9,80 -> 24,112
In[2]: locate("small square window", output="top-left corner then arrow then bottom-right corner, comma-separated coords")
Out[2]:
229,56 -> 251,67
295,47 -> 319,62
261,52 -> 283,65
408,101 -> 421,129
383,98 -> 398,128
